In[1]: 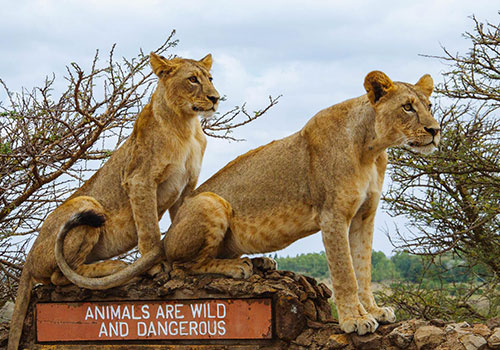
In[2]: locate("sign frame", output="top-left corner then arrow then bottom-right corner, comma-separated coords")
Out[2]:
36,298 -> 273,343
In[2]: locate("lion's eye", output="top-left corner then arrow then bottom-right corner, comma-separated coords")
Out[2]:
208,77 -> 213,82
188,76 -> 199,84
403,103 -> 413,112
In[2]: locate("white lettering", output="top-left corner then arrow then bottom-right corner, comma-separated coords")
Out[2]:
218,320 -> 226,336
85,307 -> 93,320
95,306 -> 105,320
158,321 -> 168,336
217,303 -> 226,318
179,321 -> 188,336
190,304 -> 202,318
208,320 -> 217,335
109,322 -> 119,337
169,321 -> 178,335
199,321 -> 207,335
98,322 -> 108,337
137,322 -> 147,336
156,305 -> 165,319
165,305 -> 174,319
120,322 -> 129,337
131,305 -> 141,320
141,305 -> 150,319
189,321 -> 198,335
110,305 -> 120,320
175,304 -> 184,319
207,304 -> 215,319
122,306 -> 130,319
148,321 -> 157,336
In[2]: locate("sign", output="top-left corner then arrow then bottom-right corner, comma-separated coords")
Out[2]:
36,298 -> 272,342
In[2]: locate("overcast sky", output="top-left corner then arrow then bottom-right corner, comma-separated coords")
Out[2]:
1,0 -> 498,257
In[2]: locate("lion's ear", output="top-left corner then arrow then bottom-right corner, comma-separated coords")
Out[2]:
150,52 -> 176,77
415,74 -> 434,97
364,71 -> 395,105
199,54 -> 213,70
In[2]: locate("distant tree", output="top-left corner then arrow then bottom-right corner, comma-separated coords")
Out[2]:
0,31 -> 279,301
371,251 -> 398,282
384,14 -> 500,276
276,252 -> 330,279
382,14 -> 500,321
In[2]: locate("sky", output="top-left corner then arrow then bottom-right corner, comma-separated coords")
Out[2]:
1,0 -> 499,257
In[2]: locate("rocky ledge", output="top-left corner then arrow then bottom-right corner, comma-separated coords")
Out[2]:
1,257 -> 499,349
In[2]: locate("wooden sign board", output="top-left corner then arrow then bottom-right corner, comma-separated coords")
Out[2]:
36,298 -> 272,342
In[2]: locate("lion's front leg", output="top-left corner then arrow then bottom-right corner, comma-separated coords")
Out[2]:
122,176 -> 164,276
320,212 -> 378,336
349,198 -> 396,325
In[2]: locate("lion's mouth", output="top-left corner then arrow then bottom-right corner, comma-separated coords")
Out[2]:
408,140 -> 437,148
192,106 -> 216,112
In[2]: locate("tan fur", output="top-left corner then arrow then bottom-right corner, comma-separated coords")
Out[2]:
8,53 -> 219,350
164,71 -> 440,335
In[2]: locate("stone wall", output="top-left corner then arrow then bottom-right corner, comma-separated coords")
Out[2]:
1,258 -> 499,349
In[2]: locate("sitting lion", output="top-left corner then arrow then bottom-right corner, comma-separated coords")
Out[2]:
8,52 -> 219,350
54,71 -> 440,336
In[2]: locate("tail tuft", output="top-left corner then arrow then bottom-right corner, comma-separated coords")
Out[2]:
72,210 -> 106,228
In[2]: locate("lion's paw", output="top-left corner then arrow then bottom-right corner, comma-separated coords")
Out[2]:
251,257 -> 277,271
340,314 -> 379,336
226,258 -> 253,279
369,306 -> 396,324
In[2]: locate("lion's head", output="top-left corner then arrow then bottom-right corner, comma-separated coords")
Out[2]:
364,71 -> 440,154
150,52 -> 220,119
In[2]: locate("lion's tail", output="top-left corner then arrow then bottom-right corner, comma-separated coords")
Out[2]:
8,261 -> 33,350
55,210 -> 164,290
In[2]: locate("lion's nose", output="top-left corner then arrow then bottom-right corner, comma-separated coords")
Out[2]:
207,95 -> 219,104
424,127 -> 440,137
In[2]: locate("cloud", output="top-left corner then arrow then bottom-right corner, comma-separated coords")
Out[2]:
1,0 -> 499,256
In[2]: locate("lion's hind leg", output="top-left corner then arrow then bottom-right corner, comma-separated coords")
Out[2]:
165,192 -> 253,279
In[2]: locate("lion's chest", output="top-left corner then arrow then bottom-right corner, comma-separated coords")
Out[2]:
156,135 -> 205,210
352,161 -> 384,216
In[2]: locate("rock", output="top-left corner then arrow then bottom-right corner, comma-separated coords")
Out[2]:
319,282 -> 333,298
9,259 -> 497,350
298,275 -> 317,299
294,329 -> 315,347
378,322 -> 403,336
312,328 -> 339,346
275,294 -> 307,340
488,328 -> 500,349
157,278 -> 186,295
471,324 -> 491,338
326,333 -> 350,349
487,318 -> 500,330
388,322 -> 415,348
350,333 -> 383,350
446,322 -> 471,334
316,299 -> 335,323
430,319 -> 447,327
303,299 -> 317,320
414,325 -> 446,350
436,331 -> 466,350
459,333 -> 487,350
